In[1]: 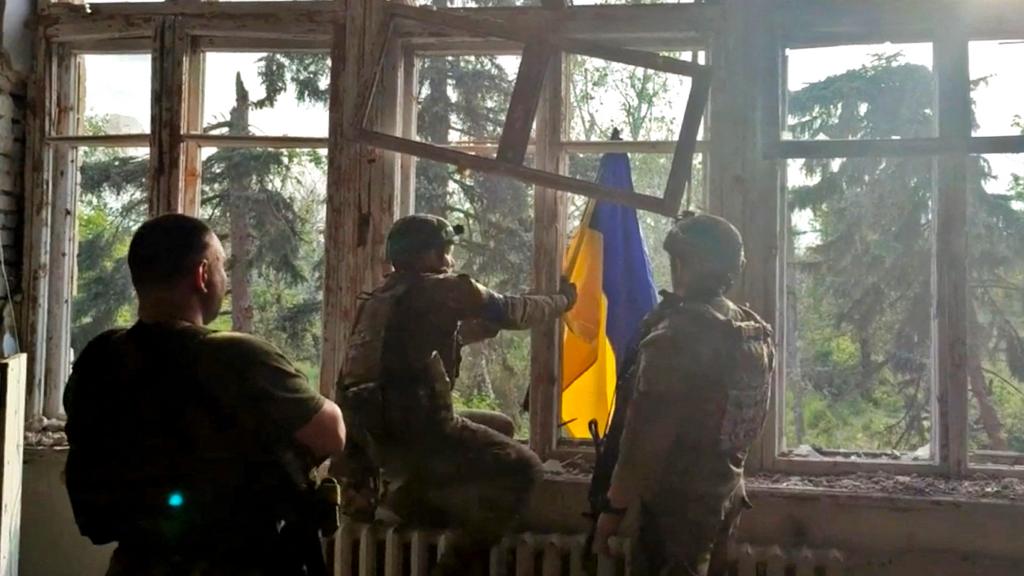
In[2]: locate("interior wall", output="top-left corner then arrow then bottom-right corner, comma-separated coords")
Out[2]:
20,460 -> 1024,576
0,0 -> 26,316
21,449 -> 113,576
2,0 -> 31,74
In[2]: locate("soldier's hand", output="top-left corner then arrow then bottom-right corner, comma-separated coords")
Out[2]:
592,512 -> 623,556
559,277 -> 578,311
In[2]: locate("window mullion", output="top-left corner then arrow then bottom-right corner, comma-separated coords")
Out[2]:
530,51 -> 564,459
42,45 -> 78,421
149,16 -> 187,216
933,27 -> 971,477
182,37 -> 204,216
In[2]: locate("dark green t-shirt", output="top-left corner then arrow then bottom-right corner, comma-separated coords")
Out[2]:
64,321 -> 324,546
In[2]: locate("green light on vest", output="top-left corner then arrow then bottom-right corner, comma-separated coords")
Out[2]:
167,491 -> 185,508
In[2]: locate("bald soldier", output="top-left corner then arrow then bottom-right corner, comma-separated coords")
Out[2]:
592,214 -> 776,576
335,214 -> 577,575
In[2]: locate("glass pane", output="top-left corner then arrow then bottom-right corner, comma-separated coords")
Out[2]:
969,40 -> 1024,137
202,52 -> 330,138
567,52 -> 706,142
415,159 -> 535,437
783,157 -> 934,460
199,148 -> 327,386
567,151 -> 705,290
79,54 -> 151,135
968,153 -> 1024,466
71,147 -> 149,357
416,54 -> 524,151
785,43 -> 935,140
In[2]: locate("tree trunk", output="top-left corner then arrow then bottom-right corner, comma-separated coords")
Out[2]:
228,73 -> 254,333
967,301 -> 1008,450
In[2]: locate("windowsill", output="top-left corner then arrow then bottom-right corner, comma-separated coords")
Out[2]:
536,468 -> 1024,508
530,468 -> 1024,550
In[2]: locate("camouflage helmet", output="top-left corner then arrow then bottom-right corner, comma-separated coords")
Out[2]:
386,214 -> 463,264
663,212 -> 745,278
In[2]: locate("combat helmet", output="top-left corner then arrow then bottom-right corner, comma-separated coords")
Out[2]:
386,214 -> 464,264
663,212 -> 745,284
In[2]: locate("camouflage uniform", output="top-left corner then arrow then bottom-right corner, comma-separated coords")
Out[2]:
336,215 -> 574,574
609,215 -> 775,576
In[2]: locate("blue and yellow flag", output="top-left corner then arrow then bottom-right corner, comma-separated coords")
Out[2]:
561,153 -> 658,439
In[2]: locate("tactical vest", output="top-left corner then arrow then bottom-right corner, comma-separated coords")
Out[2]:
342,280 -> 414,390
340,273 -> 460,440
653,299 -> 775,458
588,295 -> 775,519
708,303 -> 775,454
629,299 -> 775,509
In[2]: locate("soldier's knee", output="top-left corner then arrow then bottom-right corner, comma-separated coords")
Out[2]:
506,444 -> 543,494
460,409 -> 516,438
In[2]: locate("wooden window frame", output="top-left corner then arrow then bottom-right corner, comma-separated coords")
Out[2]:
354,3 -> 711,217
27,0 -> 1024,479
762,1 -> 1024,478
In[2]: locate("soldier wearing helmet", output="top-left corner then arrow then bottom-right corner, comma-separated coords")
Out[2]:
592,213 -> 775,576
335,214 -> 577,575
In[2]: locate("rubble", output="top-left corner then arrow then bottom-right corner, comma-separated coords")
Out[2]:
749,472 -> 1024,501
543,455 -> 1024,502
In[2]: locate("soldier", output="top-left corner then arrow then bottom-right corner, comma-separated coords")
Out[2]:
64,214 -> 346,576
591,213 -> 775,576
336,214 -> 577,575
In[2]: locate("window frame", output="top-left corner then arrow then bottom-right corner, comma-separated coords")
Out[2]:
763,2 -> 1024,478
26,0 -> 1024,479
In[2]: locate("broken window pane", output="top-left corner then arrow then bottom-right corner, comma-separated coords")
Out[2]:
567,52 -> 706,142
199,148 -> 327,387
967,153 -> 1024,466
416,53 -> 526,151
969,40 -> 1024,137
783,157 -> 935,460
202,52 -> 330,138
71,147 -> 149,356
415,159 -> 535,437
785,43 -> 936,141
78,54 -> 151,135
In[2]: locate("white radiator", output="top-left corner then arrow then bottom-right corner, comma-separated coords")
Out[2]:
333,522 -> 846,576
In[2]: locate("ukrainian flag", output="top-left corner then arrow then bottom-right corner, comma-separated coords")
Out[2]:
561,153 -> 659,439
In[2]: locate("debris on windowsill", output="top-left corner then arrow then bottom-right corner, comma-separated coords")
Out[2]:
542,455 -> 592,480
778,444 -> 933,463
749,472 -> 1024,502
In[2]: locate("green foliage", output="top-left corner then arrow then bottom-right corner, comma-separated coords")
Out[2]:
786,51 -> 1024,455
71,145 -> 149,354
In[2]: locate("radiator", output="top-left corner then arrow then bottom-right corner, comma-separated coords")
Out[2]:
333,522 -> 846,576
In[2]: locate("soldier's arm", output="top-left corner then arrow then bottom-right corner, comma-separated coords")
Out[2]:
448,275 -> 576,343
605,329 -> 683,510
205,333 -> 346,461
295,401 -> 346,460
